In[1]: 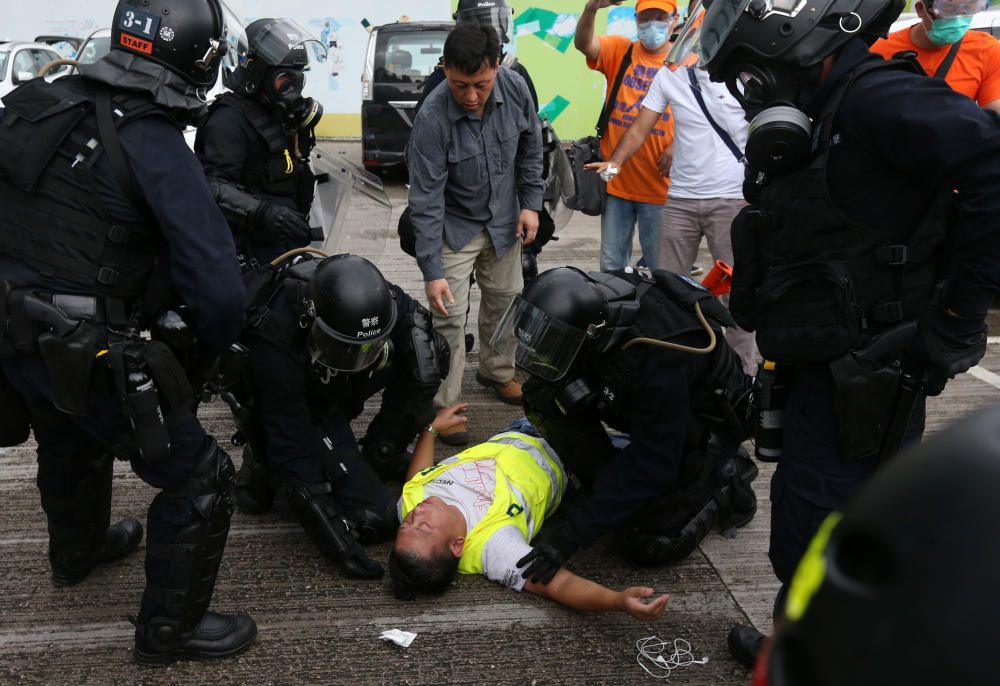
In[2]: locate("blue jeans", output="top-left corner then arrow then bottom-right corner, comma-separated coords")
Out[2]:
600,194 -> 663,271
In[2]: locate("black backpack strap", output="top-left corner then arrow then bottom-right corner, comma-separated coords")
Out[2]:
596,44 -> 634,138
933,39 -> 963,80
686,68 -> 746,165
94,88 -> 148,214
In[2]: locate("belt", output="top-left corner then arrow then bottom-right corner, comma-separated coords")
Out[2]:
30,292 -> 130,327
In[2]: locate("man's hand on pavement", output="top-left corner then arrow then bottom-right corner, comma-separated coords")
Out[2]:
518,209 -> 540,246
425,279 -> 455,317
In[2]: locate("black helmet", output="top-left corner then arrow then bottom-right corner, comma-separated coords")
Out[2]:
222,17 -> 325,94
490,267 -> 610,381
455,0 -> 514,45
669,0 -> 903,81
111,0 -> 247,89
758,405 -> 1000,686
306,255 -> 398,373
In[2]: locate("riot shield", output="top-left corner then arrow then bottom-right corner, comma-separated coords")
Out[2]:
309,144 -> 391,259
541,117 -> 575,232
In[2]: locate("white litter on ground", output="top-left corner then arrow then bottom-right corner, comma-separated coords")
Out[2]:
379,629 -> 417,648
636,636 -> 709,680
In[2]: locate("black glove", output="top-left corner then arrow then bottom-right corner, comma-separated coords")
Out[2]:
910,312 -> 987,396
255,202 -> 313,244
517,526 -> 579,585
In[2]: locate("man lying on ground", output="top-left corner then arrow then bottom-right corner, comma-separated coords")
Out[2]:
388,405 -> 669,621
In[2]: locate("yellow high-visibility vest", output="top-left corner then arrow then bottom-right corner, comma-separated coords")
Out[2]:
401,432 -> 564,575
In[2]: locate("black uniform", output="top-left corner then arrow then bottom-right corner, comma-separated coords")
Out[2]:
233,258 -> 444,538
0,74 -> 245,632
731,38 -> 1000,585
196,93 -> 316,265
524,272 -> 756,562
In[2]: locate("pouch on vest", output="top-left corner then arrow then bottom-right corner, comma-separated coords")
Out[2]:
37,321 -> 101,417
755,261 -> 859,363
0,367 -> 31,447
729,207 -> 764,332
0,79 -> 91,192
829,352 -> 900,461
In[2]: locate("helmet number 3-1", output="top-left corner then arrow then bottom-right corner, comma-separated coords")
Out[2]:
120,9 -> 160,41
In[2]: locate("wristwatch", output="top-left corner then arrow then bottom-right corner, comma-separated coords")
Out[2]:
425,424 -> 439,437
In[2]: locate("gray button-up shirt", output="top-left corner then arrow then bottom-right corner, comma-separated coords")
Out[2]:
407,67 -> 544,282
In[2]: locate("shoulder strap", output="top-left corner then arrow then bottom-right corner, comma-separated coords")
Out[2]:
686,68 -> 746,165
94,88 -> 148,214
596,44 -> 634,138
933,39 -> 962,80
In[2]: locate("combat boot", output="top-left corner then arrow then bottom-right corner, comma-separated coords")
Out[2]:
728,624 -> 766,668
234,446 -> 274,514
133,612 -> 257,665
52,518 -> 144,587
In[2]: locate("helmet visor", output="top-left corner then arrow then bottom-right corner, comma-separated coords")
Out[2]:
456,7 -> 514,44
667,0 -> 750,68
928,0 -> 988,18
490,296 -> 589,382
307,318 -> 388,373
248,18 -> 328,68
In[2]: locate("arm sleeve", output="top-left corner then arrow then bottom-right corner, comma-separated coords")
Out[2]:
197,106 -> 256,183
568,354 -> 691,549
513,73 -> 545,212
120,117 -> 245,353
841,71 -> 1000,316
976,40 -> 1000,106
482,525 -> 533,591
406,112 -> 449,282
514,62 -> 540,113
587,35 -> 629,76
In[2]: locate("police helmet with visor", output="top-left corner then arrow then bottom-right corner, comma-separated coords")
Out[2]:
111,0 -> 247,90
306,255 -> 398,373
490,267 -> 609,382
455,0 -> 515,45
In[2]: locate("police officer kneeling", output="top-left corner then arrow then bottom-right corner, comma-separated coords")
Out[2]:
228,253 -> 448,578
196,18 -> 326,265
0,0 -> 256,663
490,267 -> 758,580
667,0 -> 1000,666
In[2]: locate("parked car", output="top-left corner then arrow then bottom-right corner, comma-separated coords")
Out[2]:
361,20 -> 453,171
890,8 -> 1000,37
0,40 -> 73,100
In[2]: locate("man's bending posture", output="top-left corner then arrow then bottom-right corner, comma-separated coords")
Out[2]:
389,405 -> 669,621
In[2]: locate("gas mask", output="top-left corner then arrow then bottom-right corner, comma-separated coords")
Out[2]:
724,61 -> 823,177
261,67 -> 324,134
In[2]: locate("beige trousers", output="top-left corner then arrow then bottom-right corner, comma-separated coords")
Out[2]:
432,230 -> 523,408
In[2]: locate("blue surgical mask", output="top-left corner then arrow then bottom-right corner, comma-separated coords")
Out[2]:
927,15 -> 973,45
637,20 -> 671,50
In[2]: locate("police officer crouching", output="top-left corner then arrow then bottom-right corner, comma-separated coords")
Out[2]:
226,252 -> 449,578
667,0 -> 1000,666
0,0 -> 256,663
489,267 -> 758,581
196,18 -> 326,266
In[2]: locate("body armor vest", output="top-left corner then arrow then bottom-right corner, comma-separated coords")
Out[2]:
730,60 -> 952,363
205,93 -> 315,212
0,76 -> 164,300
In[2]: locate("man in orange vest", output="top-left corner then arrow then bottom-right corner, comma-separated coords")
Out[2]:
872,0 -> 1000,110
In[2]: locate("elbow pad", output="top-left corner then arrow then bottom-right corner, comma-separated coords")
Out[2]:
207,179 -> 263,229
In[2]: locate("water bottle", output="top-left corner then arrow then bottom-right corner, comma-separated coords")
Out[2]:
123,346 -> 171,462
753,360 -> 785,462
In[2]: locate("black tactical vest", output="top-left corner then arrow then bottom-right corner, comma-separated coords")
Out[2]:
0,76 -> 164,300
730,60 -> 952,363
203,93 -> 315,212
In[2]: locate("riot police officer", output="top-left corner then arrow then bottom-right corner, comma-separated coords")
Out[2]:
196,18 -> 326,265
756,406 -> 1000,685
489,267 -> 758,578
229,253 -> 448,578
667,0 -> 1000,665
0,0 -> 257,663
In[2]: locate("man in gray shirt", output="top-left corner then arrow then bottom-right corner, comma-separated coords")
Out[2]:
407,22 -> 543,445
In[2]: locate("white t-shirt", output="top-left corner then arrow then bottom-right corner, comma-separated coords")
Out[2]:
641,66 -> 747,199
397,453 -> 563,592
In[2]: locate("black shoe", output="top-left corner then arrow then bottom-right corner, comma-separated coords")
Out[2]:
52,518 -> 144,587
133,611 -> 258,665
728,624 -> 766,669
465,333 -> 475,354
234,456 -> 274,514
